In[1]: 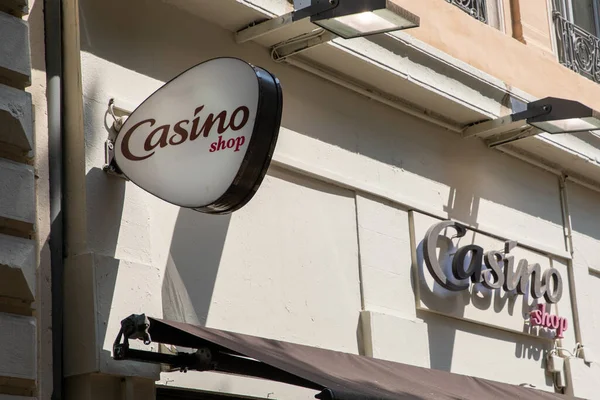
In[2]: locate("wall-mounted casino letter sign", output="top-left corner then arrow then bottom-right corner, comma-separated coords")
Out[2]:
423,220 -> 564,303
114,57 -> 283,214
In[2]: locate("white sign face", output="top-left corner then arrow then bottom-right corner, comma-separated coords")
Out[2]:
114,57 -> 282,213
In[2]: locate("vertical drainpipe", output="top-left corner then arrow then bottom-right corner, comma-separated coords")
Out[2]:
45,0 -> 64,399
509,0 -> 526,43
558,175 -> 584,396
559,176 -> 583,345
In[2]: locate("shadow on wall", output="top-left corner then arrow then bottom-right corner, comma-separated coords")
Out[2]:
85,167 -> 126,256
84,168 -> 231,367
443,188 -> 480,228
161,208 -> 231,327
75,69 -> 230,369
412,231 -> 467,371
74,166 -> 128,374
567,182 -> 600,241
416,310 -> 553,388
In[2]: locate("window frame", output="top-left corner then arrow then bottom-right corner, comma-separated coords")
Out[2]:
487,0 -> 506,32
556,0 -> 600,36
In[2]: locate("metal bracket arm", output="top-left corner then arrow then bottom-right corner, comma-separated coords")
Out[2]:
462,105 -> 550,139
486,127 -> 543,148
112,314 -> 323,390
271,30 -> 337,62
103,139 -> 128,180
103,98 -> 130,180
292,0 -> 339,21
235,0 -> 339,44
112,314 -> 215,372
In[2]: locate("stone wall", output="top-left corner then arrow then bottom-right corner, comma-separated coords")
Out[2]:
0,0 -> 38,398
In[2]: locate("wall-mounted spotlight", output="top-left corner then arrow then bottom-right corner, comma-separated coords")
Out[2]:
463,97 -> 600,147
236,0 -> 420,44
307,0 -> 420,39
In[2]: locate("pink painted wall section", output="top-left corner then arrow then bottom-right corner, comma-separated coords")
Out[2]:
391,0 -> 600,112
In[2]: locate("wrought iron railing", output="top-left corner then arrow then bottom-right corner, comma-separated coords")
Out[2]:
553,11 -> 600,83
447,0 -> 488,24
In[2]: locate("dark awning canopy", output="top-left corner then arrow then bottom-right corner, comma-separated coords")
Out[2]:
113,314 -> 580,400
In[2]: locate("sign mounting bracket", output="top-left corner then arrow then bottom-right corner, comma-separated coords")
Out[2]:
103,138 -> 129,180
103,98 -> 131,180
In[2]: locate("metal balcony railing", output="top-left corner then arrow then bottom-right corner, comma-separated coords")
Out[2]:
554,12 -> 600,83
447,0 -> 488,23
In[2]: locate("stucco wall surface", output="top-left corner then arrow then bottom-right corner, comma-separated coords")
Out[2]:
66,0 -> 600,398
566,182 -> 600,381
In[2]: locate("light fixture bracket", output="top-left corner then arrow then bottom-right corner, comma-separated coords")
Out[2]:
292,0 -> 339,21
235,1 -> 339,45
308,0 -> 420,39
464,96 -> 600,147
463,100 -> 557,143
236,0 -> 419,43
485,126 -> 541,148
509,103 -> 552,123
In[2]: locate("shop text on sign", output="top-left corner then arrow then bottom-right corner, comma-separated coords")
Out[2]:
423,220 -> 564,304
113,57 -> 283,214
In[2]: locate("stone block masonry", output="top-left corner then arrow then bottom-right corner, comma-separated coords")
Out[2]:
0,0 -> 38,397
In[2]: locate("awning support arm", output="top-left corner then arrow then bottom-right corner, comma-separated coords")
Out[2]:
113,314 -> 324,391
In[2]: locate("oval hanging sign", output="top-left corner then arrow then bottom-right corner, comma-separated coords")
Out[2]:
113,57 -> 283,214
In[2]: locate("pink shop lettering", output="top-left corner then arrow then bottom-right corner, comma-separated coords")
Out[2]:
209,135 -> 246,153
530,304 -> 568,339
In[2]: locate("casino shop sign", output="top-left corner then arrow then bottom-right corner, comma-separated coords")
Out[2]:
421,220 -> 568,339
108,57 -> 283,214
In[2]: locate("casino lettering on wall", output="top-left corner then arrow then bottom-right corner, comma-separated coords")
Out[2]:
423,220 -> 564,304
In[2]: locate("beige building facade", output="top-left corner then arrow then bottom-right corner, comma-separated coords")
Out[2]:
7,0 -> 600,399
